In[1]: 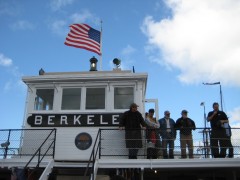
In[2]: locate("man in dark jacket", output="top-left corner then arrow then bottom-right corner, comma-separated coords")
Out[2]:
119,103 -> 146,159
175,110 -> 196,158
207,102 -> 229,158
158,110 -> 176,159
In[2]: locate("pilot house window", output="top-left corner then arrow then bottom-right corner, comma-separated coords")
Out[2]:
34,89 -> 54,110
61,88 -> 81,110
86,88 -> 105,109
114,87 -> 134,109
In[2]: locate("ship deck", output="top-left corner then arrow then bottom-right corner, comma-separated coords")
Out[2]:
1,157 -> 240,169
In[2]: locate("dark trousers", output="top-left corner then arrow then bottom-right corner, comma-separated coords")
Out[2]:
129,148 -> 138,159
210,129 -> 228,158
147,147 -> 158,159
162,138 -> 174,159
226,137 -> 234,158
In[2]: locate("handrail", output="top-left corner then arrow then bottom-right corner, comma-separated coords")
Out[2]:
95,127 -> 239,159
22,128 -> 56,178
84,128 -> 101,179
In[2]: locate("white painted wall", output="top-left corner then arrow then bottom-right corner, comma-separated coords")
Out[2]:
21,71 -> 149,161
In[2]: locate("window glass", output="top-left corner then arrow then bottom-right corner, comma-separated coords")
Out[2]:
86,88 -> 105,109
34,89 -> 54,110
61,88 -> 81,110
114,87 -> 134,109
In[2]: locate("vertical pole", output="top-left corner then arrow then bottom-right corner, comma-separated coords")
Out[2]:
99,20 -> 103,71
220,84 -> 223,111
204,105 -> 206,128
203,104 -> 210,158
141,168 -> 144,180
203,104 -> 206,158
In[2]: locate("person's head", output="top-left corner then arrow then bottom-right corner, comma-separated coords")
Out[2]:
181,110 -> 188,118
212,102 -> 219,111
145,112 -> 149,118
129,103 -> 138,112
148,109 -> 155,117
164,110 -> 170,118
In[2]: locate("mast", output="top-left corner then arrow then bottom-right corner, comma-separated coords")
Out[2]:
99,20 -> 103,71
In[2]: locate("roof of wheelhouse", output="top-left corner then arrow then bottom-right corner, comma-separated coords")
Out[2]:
22,68 -> 148,85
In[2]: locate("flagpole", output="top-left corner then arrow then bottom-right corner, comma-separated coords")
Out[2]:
100,20 -> 103,71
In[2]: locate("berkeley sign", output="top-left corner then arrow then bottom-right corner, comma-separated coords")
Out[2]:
27,113 -> 122,127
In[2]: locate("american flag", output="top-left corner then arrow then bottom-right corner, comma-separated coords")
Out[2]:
64,24 -> 101,55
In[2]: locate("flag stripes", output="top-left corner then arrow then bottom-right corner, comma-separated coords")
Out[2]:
64,24 -> 101,55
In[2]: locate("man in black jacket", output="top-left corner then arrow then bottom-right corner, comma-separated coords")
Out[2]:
207,102 -> 229,158
175,110 -> 196,158
119,103 -> 146,159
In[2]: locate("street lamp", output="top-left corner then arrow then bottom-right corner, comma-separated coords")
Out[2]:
203,82 -> 223,111
200,102 -> 207,128
200,102 -> 210,158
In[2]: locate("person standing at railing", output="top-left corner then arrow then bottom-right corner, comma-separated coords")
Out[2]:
145,108 -> 160,159
223,122 -> 234,158
207,102 -> 229,158
119,103 -> 147,159
175,110 -> 196,159
158,110 -> 176,159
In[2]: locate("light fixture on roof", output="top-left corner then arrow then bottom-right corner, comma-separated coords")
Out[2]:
113,58 -> 121,68
90,56 -> 98,71
39,68 -> 45,75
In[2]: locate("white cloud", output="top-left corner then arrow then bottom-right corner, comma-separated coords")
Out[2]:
117,45 -> 137,70
0,1 -> 19,16
50,0 -> 75,11
10,20 -> 35,30
70,10 -> 101,25
70,11 -> 92,23
142,0 -> 240,87
3,79 -> 25,92
50,10 -> 100,36
50,20 -> 67,36
0,53 -> 24,92
0,53 -> 13,67
121,45 -> 136,56
228,107 -> 240,126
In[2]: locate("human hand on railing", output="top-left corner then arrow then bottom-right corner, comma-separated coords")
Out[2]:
119,127 -> 124,130
142,127 -> 146,130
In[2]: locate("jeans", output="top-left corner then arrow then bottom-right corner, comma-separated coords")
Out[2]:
162,137 -> 175,159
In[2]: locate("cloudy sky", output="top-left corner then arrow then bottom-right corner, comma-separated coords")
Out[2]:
0,0 -> 240,129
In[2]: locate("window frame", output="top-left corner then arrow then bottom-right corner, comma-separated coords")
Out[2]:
85,86 -> 106,110
34,88 -> 55,111
113,86 -> 134,110
61,87 -> 82,110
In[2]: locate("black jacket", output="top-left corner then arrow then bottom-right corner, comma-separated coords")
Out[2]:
119,110 -> 146,148
175,117 -> 196,135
